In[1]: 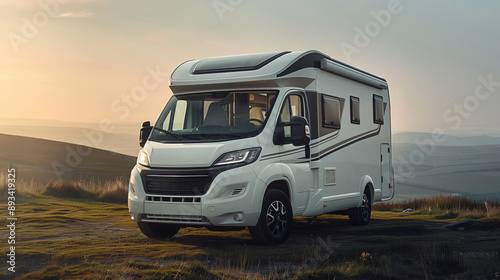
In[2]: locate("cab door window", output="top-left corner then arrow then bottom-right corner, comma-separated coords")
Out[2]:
280,94 -> 304,122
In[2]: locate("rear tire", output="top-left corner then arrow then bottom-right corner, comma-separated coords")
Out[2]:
137,222 -> 180,239
349,190 -> 371,226
249,189 -> 293,245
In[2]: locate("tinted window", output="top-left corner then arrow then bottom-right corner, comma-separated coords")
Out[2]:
322,95 -> 341,129
350,96 -> 360,125
373,94 -> 384,124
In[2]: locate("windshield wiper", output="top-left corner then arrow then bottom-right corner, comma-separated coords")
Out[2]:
152,127 -> 183,141
183,133 -> 245,140
213,133 -> 245,139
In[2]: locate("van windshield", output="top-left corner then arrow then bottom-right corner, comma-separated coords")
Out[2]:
150,91 -> 278,142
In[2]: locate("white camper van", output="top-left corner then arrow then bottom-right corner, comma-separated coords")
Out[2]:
128,50 -> 395,245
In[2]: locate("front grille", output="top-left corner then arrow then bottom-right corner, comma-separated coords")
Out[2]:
146,196 -> 201,203
144,175 -> 211,195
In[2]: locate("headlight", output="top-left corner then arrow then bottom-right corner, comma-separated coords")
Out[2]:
129,182 -> 136,195
137,150 -> 150,167
213,148 -> 261,166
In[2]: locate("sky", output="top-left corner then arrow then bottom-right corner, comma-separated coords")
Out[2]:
1,0 -> 499,134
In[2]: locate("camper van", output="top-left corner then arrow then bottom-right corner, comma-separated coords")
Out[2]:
128,50 -> 395,245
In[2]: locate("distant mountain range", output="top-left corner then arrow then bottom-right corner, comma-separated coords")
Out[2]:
392,141 -> 500,201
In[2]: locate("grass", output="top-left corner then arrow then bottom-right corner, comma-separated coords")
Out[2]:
1,174 -> 500,279
0,196 -> 498,279
0,133 -> 136,185
19,261 -> 233,280
373,194 -> 500,219
0,171 -> 128,204
5,171 -> 500,219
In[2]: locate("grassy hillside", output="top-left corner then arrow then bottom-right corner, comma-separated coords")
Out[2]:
0,133 -> 136,185
1,133 -> 499,279
0,125 -> 140,156
1,196 -> 498,279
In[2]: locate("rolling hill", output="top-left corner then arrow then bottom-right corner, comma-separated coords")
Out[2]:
0,125 -> 140,156
0,133 -> 136,184
1,131 -> 499,201
393,143 -> 500,200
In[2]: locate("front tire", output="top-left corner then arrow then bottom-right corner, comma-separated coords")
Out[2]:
349,190 -> 371,226
249,189 -> 293,245
137,222 -> 180,239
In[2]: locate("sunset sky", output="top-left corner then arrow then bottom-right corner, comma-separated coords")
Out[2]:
1,0 -> 499,134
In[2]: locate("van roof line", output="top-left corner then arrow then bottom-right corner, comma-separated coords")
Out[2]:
169,50 -> 387,94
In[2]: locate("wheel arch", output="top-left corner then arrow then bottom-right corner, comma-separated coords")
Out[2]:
359,175 -> 375,206
255,163 -> 293,207
266,179 -> 291,199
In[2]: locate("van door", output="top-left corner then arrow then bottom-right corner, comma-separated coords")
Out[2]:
276,91 -> 312,215
380,143 -> 392,199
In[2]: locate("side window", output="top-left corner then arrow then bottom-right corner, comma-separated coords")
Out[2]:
172,100 -> 187,130
161,100 -> 187,131
280,94 -> 304,122
373,94 -> 384,124
322,95 -> 341,129
162,112 -> 171,130
350,96 -> 360,125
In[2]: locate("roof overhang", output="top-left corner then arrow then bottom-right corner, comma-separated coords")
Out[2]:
169,50 -> 387,95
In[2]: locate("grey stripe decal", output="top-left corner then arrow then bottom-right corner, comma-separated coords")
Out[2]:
312,125 -> 381,160
260,125 -> 381,162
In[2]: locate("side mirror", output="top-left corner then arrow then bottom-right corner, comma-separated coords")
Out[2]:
139,121 -> 152,148
274,116 -> 310,147
285,116 -> 311,146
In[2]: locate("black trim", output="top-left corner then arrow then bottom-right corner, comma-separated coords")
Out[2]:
277,52 -> 327,77
138,164 -> 242,195
138,163 -> 242,176
193,51 -> 291,75
277,51 -> 387,83
305,91 -> 319,140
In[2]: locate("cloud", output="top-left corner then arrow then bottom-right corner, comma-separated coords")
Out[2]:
57,10 -> 94,18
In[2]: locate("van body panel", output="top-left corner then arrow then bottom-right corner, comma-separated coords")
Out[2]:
145,138 -> 259,168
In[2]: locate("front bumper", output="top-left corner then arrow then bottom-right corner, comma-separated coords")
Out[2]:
128,164 -> 263,227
